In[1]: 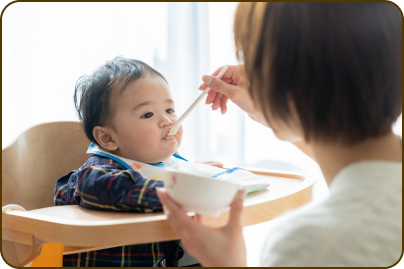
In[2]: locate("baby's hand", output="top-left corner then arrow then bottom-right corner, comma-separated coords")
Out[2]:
196,161 -> 224,168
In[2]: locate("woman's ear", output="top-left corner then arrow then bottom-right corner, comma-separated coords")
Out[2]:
93,126 -> 118,151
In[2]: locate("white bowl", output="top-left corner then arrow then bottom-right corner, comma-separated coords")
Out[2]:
165,170 -> 241,217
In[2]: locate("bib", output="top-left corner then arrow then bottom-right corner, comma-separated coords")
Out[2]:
87,143 -> 269,193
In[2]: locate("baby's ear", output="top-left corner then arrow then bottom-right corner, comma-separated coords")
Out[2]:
93,126 -> 118,151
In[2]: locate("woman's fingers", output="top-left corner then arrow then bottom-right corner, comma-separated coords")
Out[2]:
206,90 -> 217,105
157,187 -> 247,267
202,75 -> 235,100
157,188 -> 180,210
157,189 -> 188,236
224,189 -> 246,232
166,211 -> 189,238
157,188 -> 200,234
220,95 -> 228,115
212,93 -> 223,110
199,65 -> 242,111
199,78 -> 233,92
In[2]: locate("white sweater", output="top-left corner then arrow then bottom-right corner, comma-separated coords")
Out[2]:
260,161 -> 402,267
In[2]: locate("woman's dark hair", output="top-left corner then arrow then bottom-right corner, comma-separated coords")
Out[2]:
234,2 -> 402,144
74,56 -> 168,144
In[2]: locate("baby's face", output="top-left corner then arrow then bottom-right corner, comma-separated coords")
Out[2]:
111,76 -> 183,163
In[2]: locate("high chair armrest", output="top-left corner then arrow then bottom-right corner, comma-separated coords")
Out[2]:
2,205 -> 182,248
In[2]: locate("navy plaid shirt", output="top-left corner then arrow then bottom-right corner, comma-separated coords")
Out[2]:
54,154 -> 168,267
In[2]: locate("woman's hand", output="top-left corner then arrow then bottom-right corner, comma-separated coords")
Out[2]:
156,188 -> 247,267
199,65 -> 267,126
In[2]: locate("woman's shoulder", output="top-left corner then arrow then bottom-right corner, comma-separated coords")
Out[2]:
329,160 -> 402,201
259,205 -> 334,266
260,161 -> 402,266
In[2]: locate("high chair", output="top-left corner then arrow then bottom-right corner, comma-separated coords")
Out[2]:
2,121 -> 316,267
2,121 -> 90,267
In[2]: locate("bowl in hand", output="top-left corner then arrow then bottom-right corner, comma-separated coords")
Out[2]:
165,170 -> 240,217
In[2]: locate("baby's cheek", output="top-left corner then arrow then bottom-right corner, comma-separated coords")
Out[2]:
143,127 -> 163,147
131,126 -> 158,150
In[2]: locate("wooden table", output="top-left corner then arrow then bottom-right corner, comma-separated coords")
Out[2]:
2,168 -> 315,264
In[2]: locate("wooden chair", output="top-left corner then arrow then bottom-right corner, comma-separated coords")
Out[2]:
2,121 -> 316,267
2,121 -> 90,266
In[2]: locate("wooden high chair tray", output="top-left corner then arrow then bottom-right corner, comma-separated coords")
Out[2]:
3,169 -> 315,254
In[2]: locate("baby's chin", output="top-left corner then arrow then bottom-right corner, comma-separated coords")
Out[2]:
152,147 -> 178,163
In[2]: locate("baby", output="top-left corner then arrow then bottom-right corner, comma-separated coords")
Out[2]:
54,56 -> 197,267
54,56 -> 268,267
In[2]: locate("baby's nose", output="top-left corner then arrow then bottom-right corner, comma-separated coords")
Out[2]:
161,117 -> 173,127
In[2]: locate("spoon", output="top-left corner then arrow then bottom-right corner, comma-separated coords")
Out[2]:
167,66 -> 228,137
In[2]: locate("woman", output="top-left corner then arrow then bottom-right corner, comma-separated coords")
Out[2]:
157,2 -> 402,267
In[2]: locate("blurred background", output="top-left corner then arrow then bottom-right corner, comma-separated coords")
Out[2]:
2,2 -> 402,196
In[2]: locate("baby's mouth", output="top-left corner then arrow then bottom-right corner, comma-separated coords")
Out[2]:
163,129 -> 174,140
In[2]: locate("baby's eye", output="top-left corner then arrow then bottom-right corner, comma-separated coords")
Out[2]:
141,112 -> 154,118
166,108 -> 175,114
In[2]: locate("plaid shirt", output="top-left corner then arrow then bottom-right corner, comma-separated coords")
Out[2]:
54,154 -> 168,267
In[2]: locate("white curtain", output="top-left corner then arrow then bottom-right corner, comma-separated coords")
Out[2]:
2,2 -> 248,165
2,2 -> 170,147
2,2 -> 401,191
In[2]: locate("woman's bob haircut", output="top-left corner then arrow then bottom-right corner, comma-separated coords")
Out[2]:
234,2 -> 402,144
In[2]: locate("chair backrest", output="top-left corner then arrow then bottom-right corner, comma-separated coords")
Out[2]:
2,121 -> 90,210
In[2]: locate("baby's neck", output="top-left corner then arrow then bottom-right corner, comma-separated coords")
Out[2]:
110,148 -> 170,164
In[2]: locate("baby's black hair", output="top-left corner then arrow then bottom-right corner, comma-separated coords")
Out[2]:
74,56 -> 168,145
